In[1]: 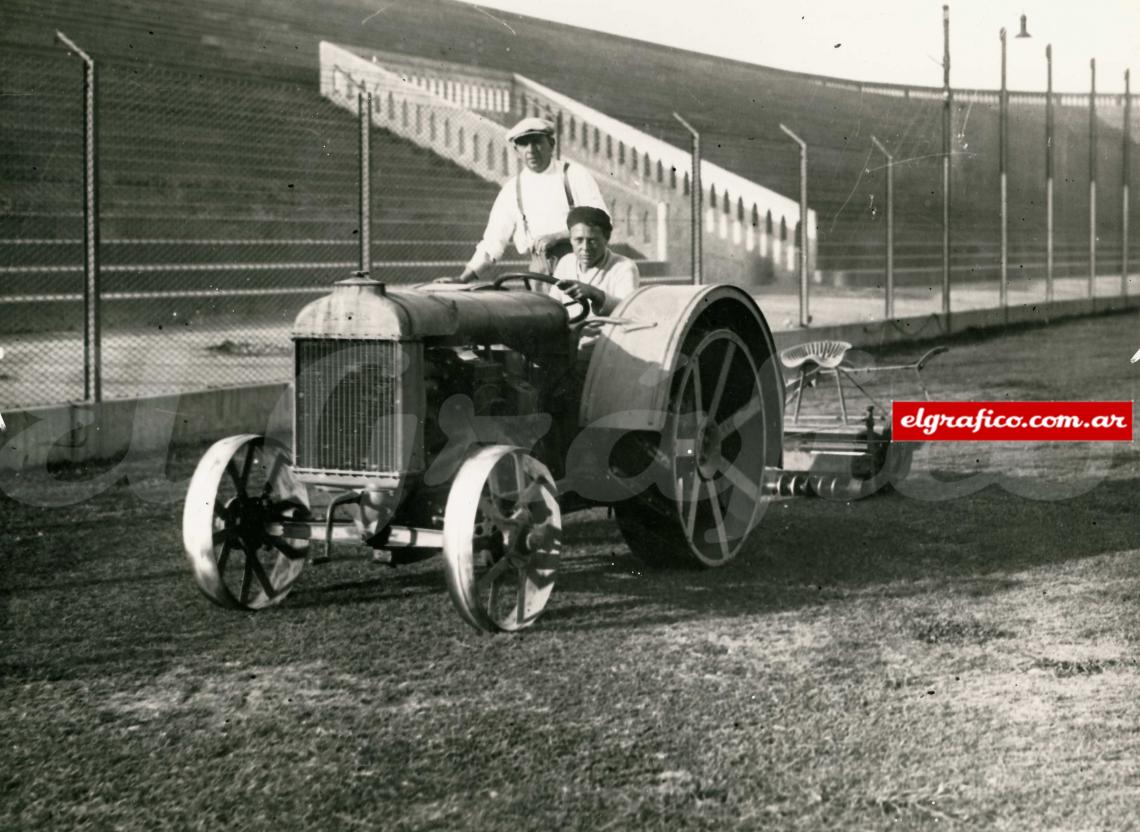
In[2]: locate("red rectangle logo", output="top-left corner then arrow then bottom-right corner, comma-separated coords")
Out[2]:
892,401 -> 1133,442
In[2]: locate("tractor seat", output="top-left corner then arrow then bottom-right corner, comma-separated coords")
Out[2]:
779,340 -> 852,371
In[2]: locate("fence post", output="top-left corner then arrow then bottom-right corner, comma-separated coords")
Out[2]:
673,112 -> 702,285
1123,69 -> 1131,297
55,31 -> 100,402
780,123 -> 810,327
871,136 -> 894,319
1045,44 -> 1055,303
941,4 -> 952,318
1089,58 -> 1097,300
359,90 -> 372,275
999,27 -> 1009,315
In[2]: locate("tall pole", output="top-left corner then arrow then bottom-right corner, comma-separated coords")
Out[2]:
1123,69 -> 1131,296
871,135 -> 894,318
1089,58 -> 1097,299
673,112 -> 702,285
56,31 -> 100,403
780,123 -> 810,327
999,27 -> 1008,311
1046,45 -> 1054,303
358,90 -> 372,275
941,5 -> 952,316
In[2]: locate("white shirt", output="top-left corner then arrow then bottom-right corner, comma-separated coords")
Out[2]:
548,249 -> 640,317
465,161 -> 607,272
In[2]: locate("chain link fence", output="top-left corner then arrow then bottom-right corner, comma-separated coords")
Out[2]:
2,40 -> 1137,411
1,47 -> 85,406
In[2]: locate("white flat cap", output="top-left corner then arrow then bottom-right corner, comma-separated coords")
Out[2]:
506,116 -> 555,143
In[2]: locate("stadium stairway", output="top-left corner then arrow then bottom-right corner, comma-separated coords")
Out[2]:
0,45 -> 664,334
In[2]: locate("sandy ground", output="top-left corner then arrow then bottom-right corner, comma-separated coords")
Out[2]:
1,308 -> 1139,830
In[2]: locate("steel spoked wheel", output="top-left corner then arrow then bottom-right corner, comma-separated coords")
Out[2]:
617,328 -> 775,568
182,435 -> 311,610
443,445 -> 561,633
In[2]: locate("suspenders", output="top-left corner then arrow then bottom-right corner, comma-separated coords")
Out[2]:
515,162 -> 575,241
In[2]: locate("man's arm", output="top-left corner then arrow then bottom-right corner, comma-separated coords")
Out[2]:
566,164 -> 608,213
531,230 -> 570,260
452,183 -> 518,282
596,259 -> 640,315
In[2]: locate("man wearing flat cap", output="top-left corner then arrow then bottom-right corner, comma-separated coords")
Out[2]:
450,116 -> 608,283
546,205 -> 639,319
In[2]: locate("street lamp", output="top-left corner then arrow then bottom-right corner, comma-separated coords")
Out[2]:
1000,16 -> 1031,313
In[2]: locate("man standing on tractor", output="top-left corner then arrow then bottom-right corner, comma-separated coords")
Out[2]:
447,116 -> 608,283
546,205 -> 640,319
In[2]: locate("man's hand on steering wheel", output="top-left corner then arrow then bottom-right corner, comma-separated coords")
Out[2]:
555,278 -> 604,314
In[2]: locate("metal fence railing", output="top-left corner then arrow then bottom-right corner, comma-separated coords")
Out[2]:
1,47 -> 85,407
1,38 -> 1137,411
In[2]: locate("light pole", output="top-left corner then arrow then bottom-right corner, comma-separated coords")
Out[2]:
1045,44 -> 1054,302
941,4 -> 951,316
999,16 -> 1031,313
871,135 -> 894,318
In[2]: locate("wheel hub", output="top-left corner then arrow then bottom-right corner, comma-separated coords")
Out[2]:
695,418 -> 724,480
223,495 -> 271,552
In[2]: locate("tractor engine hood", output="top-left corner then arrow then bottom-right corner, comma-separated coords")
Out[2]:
292,276 -> 570,352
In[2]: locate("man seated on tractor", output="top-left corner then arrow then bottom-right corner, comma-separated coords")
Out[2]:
544,206 -> 640,321
445,117 -> 609,283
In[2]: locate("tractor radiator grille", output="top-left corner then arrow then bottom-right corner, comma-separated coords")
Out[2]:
294,339 -> 403,474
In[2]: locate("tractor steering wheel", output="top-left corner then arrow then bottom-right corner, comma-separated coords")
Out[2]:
488,271 -> 591,325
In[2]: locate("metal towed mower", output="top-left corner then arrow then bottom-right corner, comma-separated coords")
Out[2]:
776,338 -> 947,499
182,273 -> 933,632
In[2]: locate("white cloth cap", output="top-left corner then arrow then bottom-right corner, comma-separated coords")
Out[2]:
506,116 -> 555,143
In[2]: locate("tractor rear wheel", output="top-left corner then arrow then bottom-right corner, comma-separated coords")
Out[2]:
615,327 -> 779,568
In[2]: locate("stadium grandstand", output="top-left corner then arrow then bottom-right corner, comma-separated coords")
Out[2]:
1,0 -> 1138,404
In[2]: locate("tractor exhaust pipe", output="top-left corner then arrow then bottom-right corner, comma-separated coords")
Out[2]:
761,468 -> 871,500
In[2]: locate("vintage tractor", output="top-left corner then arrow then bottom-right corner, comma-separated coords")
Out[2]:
182,272 -> 910,632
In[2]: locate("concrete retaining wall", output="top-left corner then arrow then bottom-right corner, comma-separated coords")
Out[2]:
1,383 -> 291,473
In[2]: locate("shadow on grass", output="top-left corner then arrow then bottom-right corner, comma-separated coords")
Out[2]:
541,474 -> 1139,631
4,438 -> 1138,642
287,566 -> 447,609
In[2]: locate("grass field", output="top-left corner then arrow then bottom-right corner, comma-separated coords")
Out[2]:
2,311 -> 1139,830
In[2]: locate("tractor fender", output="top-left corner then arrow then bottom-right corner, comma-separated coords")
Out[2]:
579,283 -> 784,433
